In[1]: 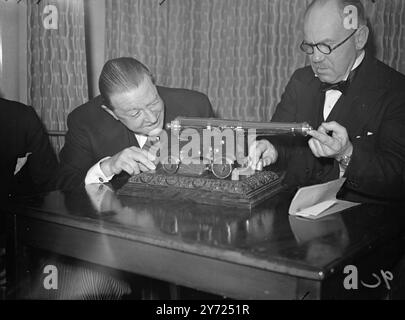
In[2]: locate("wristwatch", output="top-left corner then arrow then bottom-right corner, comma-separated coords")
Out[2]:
337,153 -> 352,170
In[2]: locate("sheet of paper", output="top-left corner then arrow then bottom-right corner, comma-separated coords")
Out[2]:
289,178 -> 360,219
296,199 -> 338,216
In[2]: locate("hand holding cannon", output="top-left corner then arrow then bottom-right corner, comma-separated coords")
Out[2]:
161,117 -> 312,179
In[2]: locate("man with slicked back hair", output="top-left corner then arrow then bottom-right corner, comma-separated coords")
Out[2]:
57,57 -> 214,190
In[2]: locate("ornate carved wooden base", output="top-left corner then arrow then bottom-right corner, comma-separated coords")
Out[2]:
117,169 -> 285,208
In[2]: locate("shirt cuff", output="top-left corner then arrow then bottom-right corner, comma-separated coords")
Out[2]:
339,164 -> 346,178
85,157 -> 115,185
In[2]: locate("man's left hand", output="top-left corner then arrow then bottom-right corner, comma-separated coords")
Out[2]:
307,121 -> 353,160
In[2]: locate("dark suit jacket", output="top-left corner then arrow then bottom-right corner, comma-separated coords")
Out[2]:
268,53 -> 405,203
0,98 -> 58,241
58,86 -> 214,190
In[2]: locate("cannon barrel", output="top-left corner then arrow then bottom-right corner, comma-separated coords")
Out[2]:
166,117 -> 313,136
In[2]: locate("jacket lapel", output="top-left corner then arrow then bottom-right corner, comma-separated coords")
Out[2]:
325,53 -> 388,139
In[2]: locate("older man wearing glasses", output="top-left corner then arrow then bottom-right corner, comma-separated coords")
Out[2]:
249,0 -> 405,203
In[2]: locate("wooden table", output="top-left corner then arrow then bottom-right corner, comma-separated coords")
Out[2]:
5,185 -> 405,299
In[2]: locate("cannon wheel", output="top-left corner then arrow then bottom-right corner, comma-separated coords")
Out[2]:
211,157 -> 233,179
162,156 -> 180,174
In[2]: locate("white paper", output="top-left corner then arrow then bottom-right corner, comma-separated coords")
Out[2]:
289,178 -> 360,219
296,199 -> 338,216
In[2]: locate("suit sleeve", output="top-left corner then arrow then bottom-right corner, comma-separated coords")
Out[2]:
267,71 -> 303,167
265,72 -> 340,186
57,113 -> 96,190
343,91 -> 405,200
24,107 -> 59,192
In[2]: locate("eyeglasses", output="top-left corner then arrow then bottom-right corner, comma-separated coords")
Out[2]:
300,30 -> 357,55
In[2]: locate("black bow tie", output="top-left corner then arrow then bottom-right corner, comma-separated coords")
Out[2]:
319,67 -> 360,95
320,80 -> 350,94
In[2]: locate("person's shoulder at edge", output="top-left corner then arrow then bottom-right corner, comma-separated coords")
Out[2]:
371,58 -> 405,91
0,97 -> 38,120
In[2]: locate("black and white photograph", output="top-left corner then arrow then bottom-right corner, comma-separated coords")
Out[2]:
0,0 -> 404,305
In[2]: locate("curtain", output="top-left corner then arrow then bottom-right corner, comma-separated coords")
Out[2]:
105,0 -> 405,122
27,0 -> 88,152
106,0 -> 311,121
364,0 -> 405,74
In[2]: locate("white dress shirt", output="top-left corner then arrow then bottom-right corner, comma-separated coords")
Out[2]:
323,50 -> 365,120
321,51 -> 365,177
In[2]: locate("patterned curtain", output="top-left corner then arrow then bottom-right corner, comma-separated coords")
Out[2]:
27,0 -> 88,152
364,0 -> 405,74
105,0 -> 404,122
106,0 -> 310,121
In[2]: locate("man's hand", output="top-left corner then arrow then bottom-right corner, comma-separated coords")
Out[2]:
248,139 -> 278,171
307,121 -> 353,160
100,146 -> 157,177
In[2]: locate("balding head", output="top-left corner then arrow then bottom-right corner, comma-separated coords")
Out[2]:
303,0 -> 369,84
305,0 -> 367,29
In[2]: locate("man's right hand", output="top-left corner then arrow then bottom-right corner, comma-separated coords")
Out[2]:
100,146 -> 157,177
248,139 -> 278,171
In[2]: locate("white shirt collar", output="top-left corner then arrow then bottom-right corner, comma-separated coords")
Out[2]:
136,134 -> 148,148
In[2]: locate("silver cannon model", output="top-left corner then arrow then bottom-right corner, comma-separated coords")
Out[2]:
163,117 -> 313,179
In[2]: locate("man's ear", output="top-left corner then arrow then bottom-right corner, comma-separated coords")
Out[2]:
355,25 -> 369,51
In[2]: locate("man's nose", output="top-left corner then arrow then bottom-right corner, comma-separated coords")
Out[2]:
311,47 -> 325,63
144,109 -> 158,123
